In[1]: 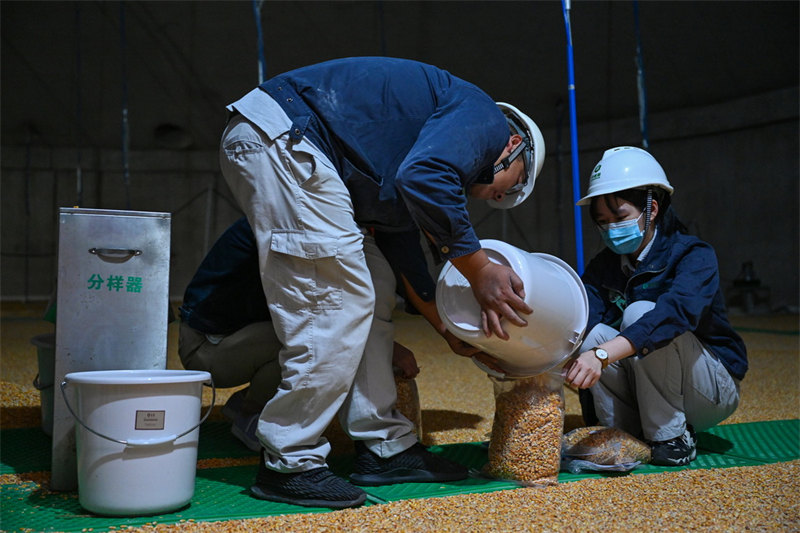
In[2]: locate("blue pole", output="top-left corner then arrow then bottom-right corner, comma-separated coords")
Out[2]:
252,0 -> 267,83
562,0 -> 585,274
633,0 -> 649,149
120,1 -> 131,210
74,3 -> 83,207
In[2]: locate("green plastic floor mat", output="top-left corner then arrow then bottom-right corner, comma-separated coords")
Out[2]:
0,427 -> 51,475
0,421 -> 257,475
2,420 -> 797,532
699,420 -> 800,462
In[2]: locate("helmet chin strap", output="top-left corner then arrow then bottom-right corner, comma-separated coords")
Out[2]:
644,188 -> 653,235
493,140 -> 527,174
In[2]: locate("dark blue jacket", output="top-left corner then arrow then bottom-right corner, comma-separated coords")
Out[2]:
179,218 -> 269,335
180,218 -> 436,334
258,57 -> 509,261
582,230 -> 748,381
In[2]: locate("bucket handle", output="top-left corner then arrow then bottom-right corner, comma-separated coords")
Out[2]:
33,374 -> 53,391
59,377 -> 216,447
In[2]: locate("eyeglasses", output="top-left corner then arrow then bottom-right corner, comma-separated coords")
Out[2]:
477,112 -> 534,192
504,177 -> 527,196
501,139 -> 532,196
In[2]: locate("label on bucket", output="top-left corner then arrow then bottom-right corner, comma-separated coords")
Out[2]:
135,410 -> 165,430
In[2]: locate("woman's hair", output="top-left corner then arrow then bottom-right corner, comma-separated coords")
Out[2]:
590,187 -> 688,235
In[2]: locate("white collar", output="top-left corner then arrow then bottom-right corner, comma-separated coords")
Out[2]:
621,228 -> 658,275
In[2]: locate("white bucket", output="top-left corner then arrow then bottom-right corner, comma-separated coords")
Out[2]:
436,239 -> 588,378
61,370 -> 213,516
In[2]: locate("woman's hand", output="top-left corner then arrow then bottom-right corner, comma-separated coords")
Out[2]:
563,336 -> 636,389
563,350 -> 604,389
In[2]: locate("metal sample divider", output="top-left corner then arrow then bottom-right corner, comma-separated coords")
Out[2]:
51,208 -> 171,490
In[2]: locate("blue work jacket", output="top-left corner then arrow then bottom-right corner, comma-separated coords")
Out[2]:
582,230 -> 748,381
179,217 -> 269,335
179,217 -> 433,333
258,57 -> 509,261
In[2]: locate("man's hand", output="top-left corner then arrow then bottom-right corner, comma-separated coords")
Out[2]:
442,329 -> 506,374
449,250 -> 532,339
395,271 -> 508,375
474,261 -> 532,338
392,341 -> 420,379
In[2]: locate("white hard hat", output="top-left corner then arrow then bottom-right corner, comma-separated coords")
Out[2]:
577,146 -> 673,206
488,102 -> 546,209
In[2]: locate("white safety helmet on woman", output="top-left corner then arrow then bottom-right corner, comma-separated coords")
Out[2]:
577,146 -> 673,206
488,102 -> 546,209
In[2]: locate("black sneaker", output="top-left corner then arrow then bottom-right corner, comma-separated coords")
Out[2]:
251,451 -> 367,509
350,441 -> 469,486
650,426 -> 697,466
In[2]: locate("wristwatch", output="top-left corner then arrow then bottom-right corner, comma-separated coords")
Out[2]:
592,348 -> 610,370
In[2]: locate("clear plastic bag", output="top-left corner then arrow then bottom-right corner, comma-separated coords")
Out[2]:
561,426 -> 651,473
483,370 -> 565,486
560,458 -> 642,473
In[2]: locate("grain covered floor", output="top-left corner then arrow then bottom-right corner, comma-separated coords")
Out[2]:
2,301 -> 799,531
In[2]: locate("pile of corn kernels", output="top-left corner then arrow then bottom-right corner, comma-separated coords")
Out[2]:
484,374 -> 564,486
116,460 -> 800,532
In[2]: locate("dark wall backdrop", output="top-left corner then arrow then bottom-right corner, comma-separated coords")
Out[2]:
2,1 -> 798,312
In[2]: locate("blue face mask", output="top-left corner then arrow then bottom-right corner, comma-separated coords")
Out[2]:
599,214 -> 644,255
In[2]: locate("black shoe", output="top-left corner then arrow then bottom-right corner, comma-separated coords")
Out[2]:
350,441 -> 469,486
251,451 -> 366,509
650,426 -> 697,466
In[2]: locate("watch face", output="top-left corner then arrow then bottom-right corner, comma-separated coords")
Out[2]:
595,349 -> 608,360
